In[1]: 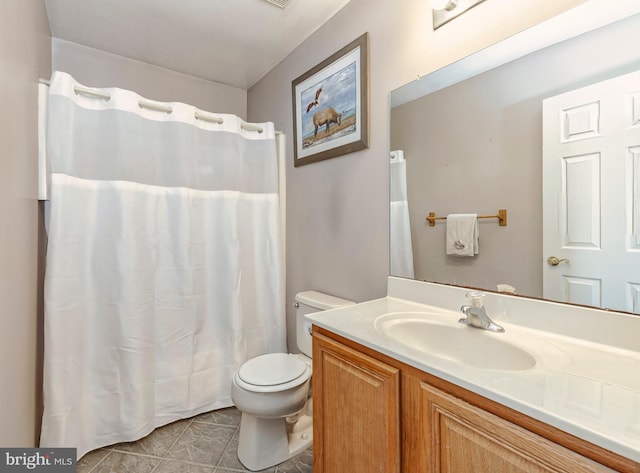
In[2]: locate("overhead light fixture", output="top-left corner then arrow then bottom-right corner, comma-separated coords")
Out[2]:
263,0 -> 291,8
431,0 -> 458,11
431,0 -> 486,30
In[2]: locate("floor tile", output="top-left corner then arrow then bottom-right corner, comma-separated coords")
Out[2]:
275,447 -> 313,473
91,452 -> 159,473
77,449 -> 111,473
153,458 -> 216,473
111,418 -> 192,457
76,407 -> 312,473
193,407 -> 242,427
166,422 -> 236,466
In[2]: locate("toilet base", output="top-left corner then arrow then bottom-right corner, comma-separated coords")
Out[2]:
236,411 -> 313,471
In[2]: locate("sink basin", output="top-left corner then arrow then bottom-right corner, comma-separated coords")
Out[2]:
375,312 -> 536,371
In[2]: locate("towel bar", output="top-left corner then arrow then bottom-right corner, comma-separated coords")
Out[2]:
426,209 -> 507,227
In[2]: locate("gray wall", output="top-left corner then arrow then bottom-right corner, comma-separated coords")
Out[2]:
391,13 -> 640,298
0,0 -> 591,441
247,0 -> 588,350
51,38 -> 247,119
0,0 -> 51,446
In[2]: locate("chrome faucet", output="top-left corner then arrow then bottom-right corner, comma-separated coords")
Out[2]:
459,291 -> 504,333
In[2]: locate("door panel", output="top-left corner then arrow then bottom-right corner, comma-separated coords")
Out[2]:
563,153 -> 600,248
543,69 -> 640,312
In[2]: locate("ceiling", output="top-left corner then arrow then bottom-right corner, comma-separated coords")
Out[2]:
44,0 -> 352,90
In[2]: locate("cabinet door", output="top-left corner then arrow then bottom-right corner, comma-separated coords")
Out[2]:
313,331 -> 400,473
420,382 -> 615,473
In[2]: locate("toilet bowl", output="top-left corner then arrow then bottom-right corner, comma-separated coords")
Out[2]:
231,353 -> 312,471
232,353 -> 311,418
230,291 -> 354,471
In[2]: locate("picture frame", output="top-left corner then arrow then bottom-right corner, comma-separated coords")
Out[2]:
292,32 -> 369,167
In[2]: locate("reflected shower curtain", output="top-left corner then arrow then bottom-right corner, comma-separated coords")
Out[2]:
389,150 -> 414,278
41,72 -> 286,457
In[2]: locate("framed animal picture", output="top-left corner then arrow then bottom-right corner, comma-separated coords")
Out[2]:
292,32 -> 369,167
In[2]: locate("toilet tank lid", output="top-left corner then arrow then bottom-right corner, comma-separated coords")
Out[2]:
295,291 -> 355,310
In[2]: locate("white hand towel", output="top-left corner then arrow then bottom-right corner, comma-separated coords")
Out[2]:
446,214 -> 478,256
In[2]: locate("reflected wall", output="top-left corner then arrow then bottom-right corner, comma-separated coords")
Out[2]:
390,13 -> 640,298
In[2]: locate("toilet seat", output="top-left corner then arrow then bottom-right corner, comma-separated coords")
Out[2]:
235,353 -> 311,393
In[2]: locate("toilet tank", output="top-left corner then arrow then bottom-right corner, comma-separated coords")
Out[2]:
295,291 -> 355,357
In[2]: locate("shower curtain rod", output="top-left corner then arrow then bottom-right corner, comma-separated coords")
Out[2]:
38,78 -> 282,135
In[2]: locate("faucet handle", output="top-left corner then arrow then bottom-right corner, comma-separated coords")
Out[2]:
465,291 -> 485,308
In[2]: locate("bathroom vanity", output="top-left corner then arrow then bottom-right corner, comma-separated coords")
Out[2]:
307,278 -> 640,472
354,5 -> 640,471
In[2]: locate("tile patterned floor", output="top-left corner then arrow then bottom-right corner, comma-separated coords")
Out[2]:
77,407 -> 313,473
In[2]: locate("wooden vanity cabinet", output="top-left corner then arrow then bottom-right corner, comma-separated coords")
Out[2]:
312,326 -> 638,473
413,381 -> 615,472
312,331 -> 401,473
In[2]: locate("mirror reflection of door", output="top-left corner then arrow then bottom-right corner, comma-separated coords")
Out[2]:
542,69 -> 640,313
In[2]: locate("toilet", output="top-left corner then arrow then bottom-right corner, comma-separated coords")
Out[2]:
231,290 -> 355,471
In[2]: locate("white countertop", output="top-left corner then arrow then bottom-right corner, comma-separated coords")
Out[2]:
305,294 -> 640,462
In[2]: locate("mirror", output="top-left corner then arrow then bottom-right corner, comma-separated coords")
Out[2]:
389,6 -> 640,313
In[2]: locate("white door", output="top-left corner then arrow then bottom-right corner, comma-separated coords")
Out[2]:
543,70 -> 640,313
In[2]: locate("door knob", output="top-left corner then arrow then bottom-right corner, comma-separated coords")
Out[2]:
547,256 -> 569,266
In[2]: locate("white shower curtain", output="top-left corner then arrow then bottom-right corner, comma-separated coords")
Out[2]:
40,71 -> 286,458
389,150 -> 415,279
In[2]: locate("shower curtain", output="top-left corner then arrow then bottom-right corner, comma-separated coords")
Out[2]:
40,71 -> 286,458
389,150 -> 415,278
